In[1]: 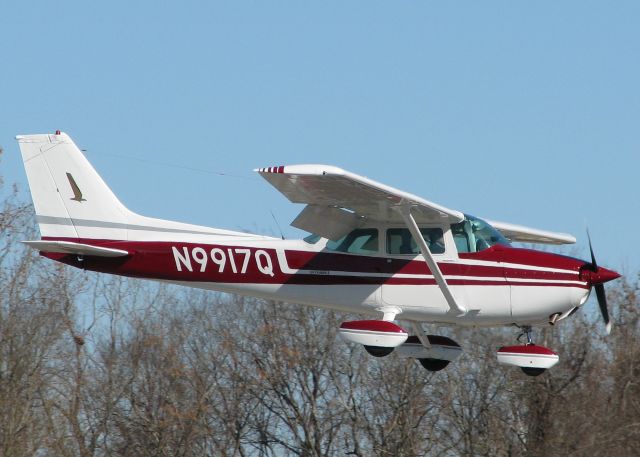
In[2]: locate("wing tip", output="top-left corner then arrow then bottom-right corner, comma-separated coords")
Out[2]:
256,164 -> 347,176
15,131 -> 70,143
256,165 -> 286,174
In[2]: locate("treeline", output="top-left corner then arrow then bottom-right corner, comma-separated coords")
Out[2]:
1,184 -> 639,456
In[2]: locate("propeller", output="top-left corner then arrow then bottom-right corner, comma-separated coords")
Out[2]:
583,230 -> 617,334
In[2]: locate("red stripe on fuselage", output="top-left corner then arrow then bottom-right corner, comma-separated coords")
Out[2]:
39,237 -> 587,288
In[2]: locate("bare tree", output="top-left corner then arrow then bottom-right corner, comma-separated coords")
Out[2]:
2,157 -> 640,456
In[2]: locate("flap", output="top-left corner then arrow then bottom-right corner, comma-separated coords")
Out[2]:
291,205 -> 361,241
257,164 -> 463,225
488,221 -> 576,245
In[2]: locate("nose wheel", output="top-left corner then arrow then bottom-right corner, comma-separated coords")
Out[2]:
517,327 -> 546,376
517,325 -> 534,345
497,326 -> 559,376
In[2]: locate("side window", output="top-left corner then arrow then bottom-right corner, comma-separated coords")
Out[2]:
325,228 -> 379,254
386,228 -> 445,255
451,222 -> 471,253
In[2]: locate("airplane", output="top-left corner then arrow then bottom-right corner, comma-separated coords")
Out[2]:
16,131 -> 620,376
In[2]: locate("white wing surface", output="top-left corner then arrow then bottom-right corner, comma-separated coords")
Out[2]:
257,164 -> 463,239
258,164 -> 576,245
488,220 -> 576,245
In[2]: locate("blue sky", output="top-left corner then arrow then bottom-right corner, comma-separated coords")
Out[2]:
1,1 -> 638,273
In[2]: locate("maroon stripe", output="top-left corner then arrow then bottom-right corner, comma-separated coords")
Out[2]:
340,320 -> 406,333
38,237 -> 587,287
284,247 -> 581,280
498,344 -> 557,356
286,276 -> 586,288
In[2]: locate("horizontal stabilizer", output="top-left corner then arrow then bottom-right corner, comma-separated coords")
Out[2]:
22,240 -> 129,257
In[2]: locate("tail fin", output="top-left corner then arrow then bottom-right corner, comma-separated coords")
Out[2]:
17,132 -> 131,240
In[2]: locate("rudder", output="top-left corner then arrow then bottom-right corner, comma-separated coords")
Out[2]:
17,131 -> 130,240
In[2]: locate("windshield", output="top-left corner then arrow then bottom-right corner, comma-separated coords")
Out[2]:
451,214 -> 510,253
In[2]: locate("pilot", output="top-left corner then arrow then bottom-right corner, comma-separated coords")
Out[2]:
399,234 -> 414,254
428,231 -> 445,254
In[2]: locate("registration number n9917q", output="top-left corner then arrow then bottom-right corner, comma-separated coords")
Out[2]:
171,246 -> 275,277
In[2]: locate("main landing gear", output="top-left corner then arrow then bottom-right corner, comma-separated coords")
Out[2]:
497,326 -> 559,377
396,334 -> 462,372
363,335 -> 462,372
338,318 -> 560,376
338,319 -> 462,372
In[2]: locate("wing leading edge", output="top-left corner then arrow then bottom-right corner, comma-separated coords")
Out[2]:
257,164 -> 575,246
257,164 -> 463,239
488,220 -> 576,245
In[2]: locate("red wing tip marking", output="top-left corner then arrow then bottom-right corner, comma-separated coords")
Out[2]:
497,344 -> 557,356
259,166 -> 285,174
340,320 -> 407,334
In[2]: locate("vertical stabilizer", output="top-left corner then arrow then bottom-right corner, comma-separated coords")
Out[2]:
16,132 -> 130,240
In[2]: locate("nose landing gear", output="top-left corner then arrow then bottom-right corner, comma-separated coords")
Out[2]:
497,326 -> 559,377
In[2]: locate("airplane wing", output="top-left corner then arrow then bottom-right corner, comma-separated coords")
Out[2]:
488,220 -> 576,245
257,164 -> 575,245
257,164 -> 463,240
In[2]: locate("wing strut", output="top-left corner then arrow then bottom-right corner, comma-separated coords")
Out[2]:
399,206 -> 467,316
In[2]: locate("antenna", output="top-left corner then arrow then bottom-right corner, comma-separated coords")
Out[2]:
270,210 -> 285,240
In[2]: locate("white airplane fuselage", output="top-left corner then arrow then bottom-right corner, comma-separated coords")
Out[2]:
18,132 -> 623,374
18,131 -> 618,331
42,229 -> 592,328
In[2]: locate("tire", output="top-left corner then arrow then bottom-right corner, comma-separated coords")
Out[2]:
364,345 -> 394,357
418,358 -> 450,372
521,367 -> 546,377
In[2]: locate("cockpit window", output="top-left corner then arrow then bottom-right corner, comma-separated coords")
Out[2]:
451,214 -> 510,253
387,228 -> 445,255
325,228 -> 379,254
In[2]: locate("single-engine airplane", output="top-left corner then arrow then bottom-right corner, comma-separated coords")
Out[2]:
17,131 -> 620,376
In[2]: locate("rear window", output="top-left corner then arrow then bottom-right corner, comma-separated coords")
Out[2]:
325,229 -> 379,254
